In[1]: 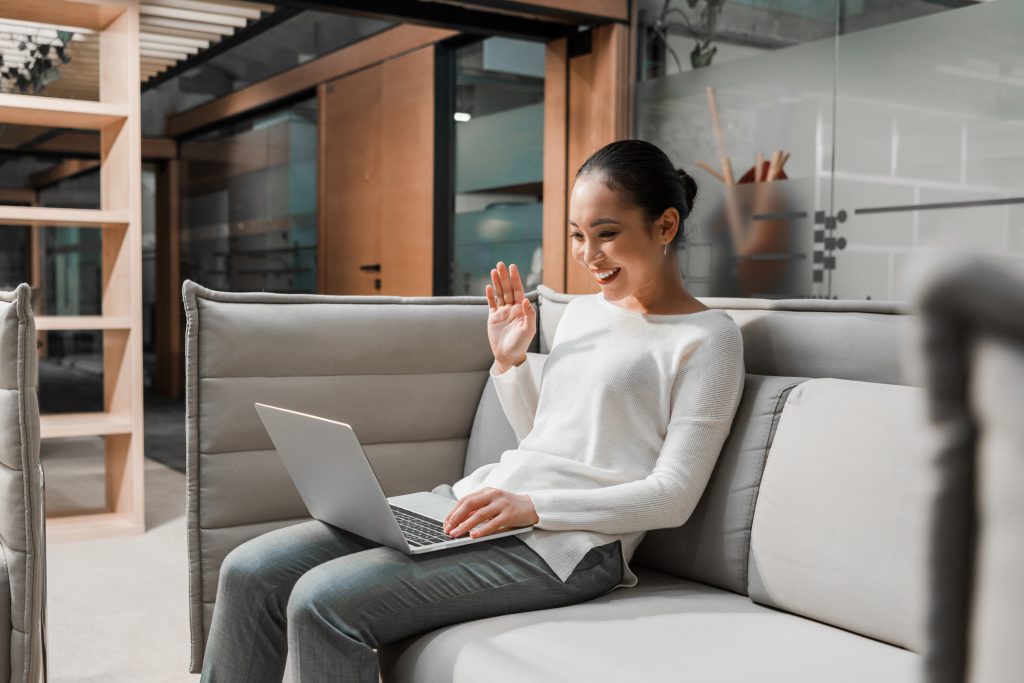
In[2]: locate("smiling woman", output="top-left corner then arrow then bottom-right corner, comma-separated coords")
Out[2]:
567,139 -> 707,316
200,140 -> 742,683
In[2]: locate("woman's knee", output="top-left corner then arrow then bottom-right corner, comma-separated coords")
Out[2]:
286,554 -> 389,643
217,532 -> 294,601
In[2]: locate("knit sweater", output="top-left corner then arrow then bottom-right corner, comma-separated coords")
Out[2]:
451,291 -> 746,589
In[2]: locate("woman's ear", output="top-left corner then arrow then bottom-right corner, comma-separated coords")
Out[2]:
657,207 -> 681,243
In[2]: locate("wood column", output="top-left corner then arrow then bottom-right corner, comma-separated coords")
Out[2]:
543,22 -> 631,295
155,158 -> 181,398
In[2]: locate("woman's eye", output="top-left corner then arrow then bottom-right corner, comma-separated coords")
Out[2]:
570,232 -> 616,240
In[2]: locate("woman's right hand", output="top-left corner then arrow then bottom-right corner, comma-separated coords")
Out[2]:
486,261 -> 535,372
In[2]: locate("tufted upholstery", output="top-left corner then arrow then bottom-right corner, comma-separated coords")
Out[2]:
0,283 -> 46,683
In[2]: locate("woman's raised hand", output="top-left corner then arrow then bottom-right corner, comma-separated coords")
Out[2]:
486,262 -> 535,371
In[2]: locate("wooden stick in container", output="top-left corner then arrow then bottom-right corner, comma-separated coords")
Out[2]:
705,85 -> 744,253
778,151 -> 790,176
705,86 -> 736,185
696,160 -> 725,183
767,150 -> 783,182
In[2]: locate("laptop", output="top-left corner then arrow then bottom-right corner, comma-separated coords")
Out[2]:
254,403 -> 534,554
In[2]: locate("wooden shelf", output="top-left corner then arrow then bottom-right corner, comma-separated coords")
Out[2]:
46,510 -> 144,543
36,315 -> 132,331
0,206 -> 130,228
40,412 -> 134,439
20,2 -> 146,541
0,93 -> 129,129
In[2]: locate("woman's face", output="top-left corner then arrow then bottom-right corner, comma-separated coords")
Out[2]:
568,172 -> 677,295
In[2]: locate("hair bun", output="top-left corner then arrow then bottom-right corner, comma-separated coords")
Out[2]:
675,167 -> 698,209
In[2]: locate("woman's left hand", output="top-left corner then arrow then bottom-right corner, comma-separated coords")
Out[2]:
443,487 -> 540,539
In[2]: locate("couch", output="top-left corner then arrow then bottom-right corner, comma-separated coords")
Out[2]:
182,267 -> 996,682
0,283 -> 47,683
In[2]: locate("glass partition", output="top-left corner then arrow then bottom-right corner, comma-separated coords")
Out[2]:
831,0 -> 1024,301
179,96 -> 318,293
636,0 -> 1023,300
449,37 -> 545,296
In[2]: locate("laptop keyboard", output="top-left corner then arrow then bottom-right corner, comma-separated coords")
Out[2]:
390,505 -> 458,547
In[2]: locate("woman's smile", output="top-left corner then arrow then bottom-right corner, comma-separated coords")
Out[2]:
593,267 -> 621,284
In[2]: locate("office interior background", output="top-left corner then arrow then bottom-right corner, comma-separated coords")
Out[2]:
0,0 -> 1020,680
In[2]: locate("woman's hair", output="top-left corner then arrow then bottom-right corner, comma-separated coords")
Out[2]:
576,139 -> 698,248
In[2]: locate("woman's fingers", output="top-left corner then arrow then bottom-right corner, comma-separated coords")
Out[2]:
509,263 -> 525,303
444,489 -> 488,531
485,284 -> 496,311
469,511 -> 510,538
497,262 -> 517,305
490,267 -> 505,306
447,504 -> 498,537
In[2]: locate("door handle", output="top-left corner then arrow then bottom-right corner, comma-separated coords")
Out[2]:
359,263 -> 381,272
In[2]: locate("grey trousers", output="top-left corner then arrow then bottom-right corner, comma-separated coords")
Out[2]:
199,484 -> 623,683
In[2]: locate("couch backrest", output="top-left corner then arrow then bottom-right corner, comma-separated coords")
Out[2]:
0,283 -> 46,683
181,281 -> 540,673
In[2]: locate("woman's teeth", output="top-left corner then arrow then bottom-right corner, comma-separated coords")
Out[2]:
595,268 -> 620,281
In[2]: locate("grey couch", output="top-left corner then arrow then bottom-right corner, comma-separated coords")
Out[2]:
182,267 -> 1007,682
0,283 -> 47,683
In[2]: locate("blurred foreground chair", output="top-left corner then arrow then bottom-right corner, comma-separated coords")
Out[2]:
0,283 -> 47,683
908,254 -> 1024,683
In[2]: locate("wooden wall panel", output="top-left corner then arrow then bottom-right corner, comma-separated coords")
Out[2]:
562,23 -> 630,295
319,44 -> 435,296
524,0 -> 628,21
168,25 -> 454,138
542,37 -> 568,293
380,46 -> 435,296
319,67 -> 383,295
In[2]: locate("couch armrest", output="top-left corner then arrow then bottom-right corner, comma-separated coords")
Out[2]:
181,280 -> 497,673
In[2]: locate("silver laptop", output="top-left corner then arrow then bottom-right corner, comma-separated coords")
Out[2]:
254,403 -> 534,554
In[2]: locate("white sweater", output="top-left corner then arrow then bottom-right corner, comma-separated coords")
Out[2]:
451,291 -> 746,589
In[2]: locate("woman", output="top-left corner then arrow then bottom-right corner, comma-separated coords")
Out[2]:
200,139 -> 746,682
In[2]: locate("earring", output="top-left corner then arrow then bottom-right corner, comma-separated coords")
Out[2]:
663,242 -> 669,256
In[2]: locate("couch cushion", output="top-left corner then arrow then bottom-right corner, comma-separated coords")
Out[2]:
378,567 -> 921,683
747,377 -> 933,652
633,374 -> 807,593
463,352 -> 547,477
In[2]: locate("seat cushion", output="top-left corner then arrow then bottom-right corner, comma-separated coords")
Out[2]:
378,567 -> 921,683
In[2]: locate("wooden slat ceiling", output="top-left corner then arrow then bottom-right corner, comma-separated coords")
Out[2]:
0,0 -> 275,101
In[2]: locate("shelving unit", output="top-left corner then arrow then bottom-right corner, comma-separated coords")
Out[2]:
0,0 -> 144,541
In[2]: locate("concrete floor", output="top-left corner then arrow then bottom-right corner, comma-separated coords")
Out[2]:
44,445 -> 201,682
41,359 -> 198,682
